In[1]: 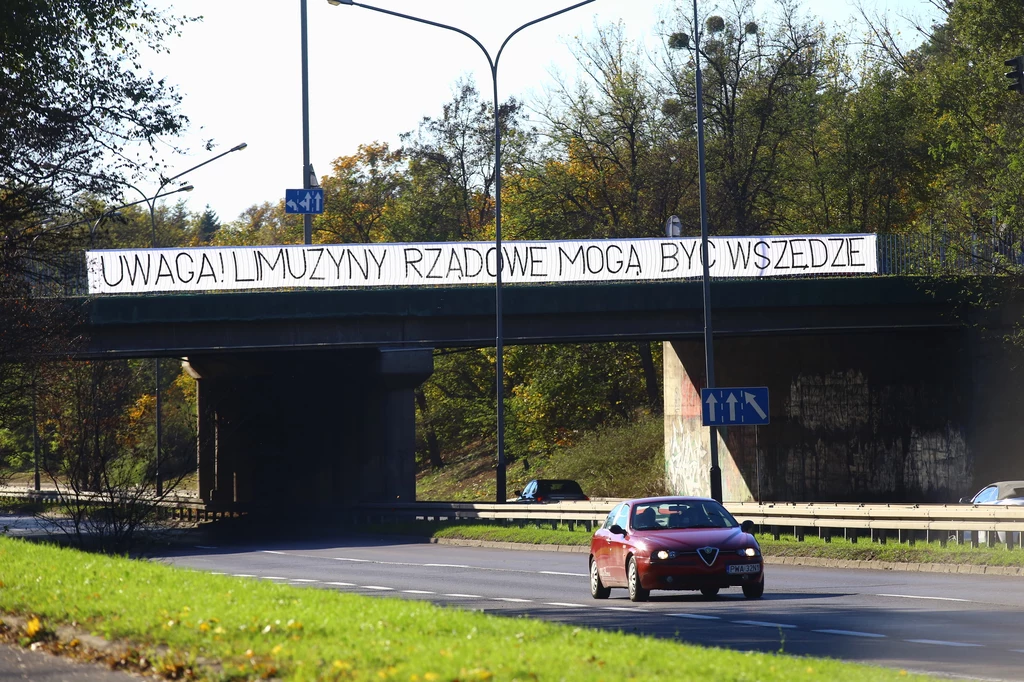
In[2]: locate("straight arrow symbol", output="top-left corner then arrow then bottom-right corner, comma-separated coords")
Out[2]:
705,393 -> 717,423
725,393 -> 738,422
744,392 -> 767,420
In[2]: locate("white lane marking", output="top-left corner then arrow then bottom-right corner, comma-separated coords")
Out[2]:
325,582 -> 355,586
402,590 -> 436,595
290,579 -> 318,583
877,593 -> 970,603
732,620 -> 798,629
1011,649 -> 1024,654
603,606 -> 638,612
361,585 -> 393,591
210,572 -> 226,575
253,551 -> 581,579
493,597 -> 532,603
545,602 -> 588,608
814,629 -> 886,638
669,613 -> 721,621
260,576 -> 287,580
231,574 -> 256,578
445,593 -> 482,598
905,639 -> 982,648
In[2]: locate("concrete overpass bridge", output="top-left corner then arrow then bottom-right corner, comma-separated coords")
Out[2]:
75,276 -> 1023,510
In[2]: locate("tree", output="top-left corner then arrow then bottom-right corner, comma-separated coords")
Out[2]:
315,143 -> 406,244
195,204 -> 221,243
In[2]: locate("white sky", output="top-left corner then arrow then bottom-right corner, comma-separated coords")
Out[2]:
142,0 -> 939,222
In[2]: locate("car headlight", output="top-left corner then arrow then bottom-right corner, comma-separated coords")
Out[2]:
736,547 -> 758,557
655,550 -> 677,560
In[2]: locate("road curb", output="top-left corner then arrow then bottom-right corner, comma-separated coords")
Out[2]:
428,538 -> 1024,575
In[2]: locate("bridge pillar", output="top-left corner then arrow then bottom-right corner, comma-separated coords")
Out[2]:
184,348 -> 433,511
665,329 -> 982,503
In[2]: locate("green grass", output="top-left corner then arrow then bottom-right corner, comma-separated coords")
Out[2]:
361,522 -> 1024,567
0,536 -> 939,681
417,416 -> 667,502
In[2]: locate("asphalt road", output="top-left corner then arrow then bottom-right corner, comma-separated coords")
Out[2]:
151,535 -> 1024,681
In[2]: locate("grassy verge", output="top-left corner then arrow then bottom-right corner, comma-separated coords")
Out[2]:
0,536 -> 938,681
360,521 -> 1024,567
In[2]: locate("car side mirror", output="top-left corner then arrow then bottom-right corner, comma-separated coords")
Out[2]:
609,524 -> 625,536
741,520 -> 755,534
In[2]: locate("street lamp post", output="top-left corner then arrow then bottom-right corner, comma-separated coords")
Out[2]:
123,143 -> 247,496
327,0 -> 596,503
670,1 -> 721,501
301,0 -> 314,245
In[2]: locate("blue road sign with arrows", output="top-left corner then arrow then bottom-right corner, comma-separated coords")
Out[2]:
285,188 -> 324,214
700,387 -> 769,426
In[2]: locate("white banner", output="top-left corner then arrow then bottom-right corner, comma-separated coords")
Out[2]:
86,234 -> 877,294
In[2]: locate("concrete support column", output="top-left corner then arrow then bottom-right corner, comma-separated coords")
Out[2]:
195,377 -> 216,502
663,340 -> 752,502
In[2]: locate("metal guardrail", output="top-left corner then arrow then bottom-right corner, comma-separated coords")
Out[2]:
358,500 -> 1024,549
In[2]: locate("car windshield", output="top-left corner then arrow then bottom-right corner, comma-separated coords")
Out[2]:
537,480 -> 584,495
630,500 -> 738,531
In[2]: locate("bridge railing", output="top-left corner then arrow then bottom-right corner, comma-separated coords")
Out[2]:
355,500 -> 1024,550
19,231 -> 1024,298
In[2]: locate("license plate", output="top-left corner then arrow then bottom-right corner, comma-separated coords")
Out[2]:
727,563 -> 760,574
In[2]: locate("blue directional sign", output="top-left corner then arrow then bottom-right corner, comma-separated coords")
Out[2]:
701,387 -> 769,426
285,188 -> 324,214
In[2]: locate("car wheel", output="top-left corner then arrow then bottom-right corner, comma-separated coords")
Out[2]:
590,557 -> 610,599
627,557 -> 649,602
700,587 -> 720,598
742,579 -> 764,599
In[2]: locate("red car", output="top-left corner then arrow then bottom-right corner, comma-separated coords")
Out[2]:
589,496 -> 764,601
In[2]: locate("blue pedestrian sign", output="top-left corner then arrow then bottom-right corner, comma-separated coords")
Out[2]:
285,188 -> 324,214
701,387 -> 769,426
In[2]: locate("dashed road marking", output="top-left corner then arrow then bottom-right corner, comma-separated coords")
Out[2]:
210,572 -> 226,575
231,574 -> 256,578
877,593 -> 970,603
361,586 -> 393,591
290,579 -> 318,583
493,597 -> 532,603
905,639 -> 982,648
333,557 -> 371,563
732,620 -> 797,629
424,563 -> 470,568
445,593 -> 482,598
539,571 -> 587,577
602,606 -> 637,612
545,602 -> 587,608
402,590 -> 436,595
669,613 -> 721,620
260,576 -> 287,580
325,582 -> 355,586
814,629 -> 885,638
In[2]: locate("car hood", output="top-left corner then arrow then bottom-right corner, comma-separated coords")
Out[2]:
636,528 -> 751,550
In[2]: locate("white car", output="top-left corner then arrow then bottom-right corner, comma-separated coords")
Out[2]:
961,481 -> 1024,544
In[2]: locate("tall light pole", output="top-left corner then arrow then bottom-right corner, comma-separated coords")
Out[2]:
301,0 -> 314,245
327,0 -> 597,503
123,143 -> 248,496
670,3 -> 721,501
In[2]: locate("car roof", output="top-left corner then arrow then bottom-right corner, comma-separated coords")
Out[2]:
626,496 -> 718,505
988,481 -> 1024,499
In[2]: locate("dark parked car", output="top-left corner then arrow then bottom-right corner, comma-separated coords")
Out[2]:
512,479 -> 588,503
589,496 -> 763,602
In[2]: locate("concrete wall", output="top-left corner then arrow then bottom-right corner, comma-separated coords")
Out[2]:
663,329 -> 1014,503
187,348 -> 432,511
